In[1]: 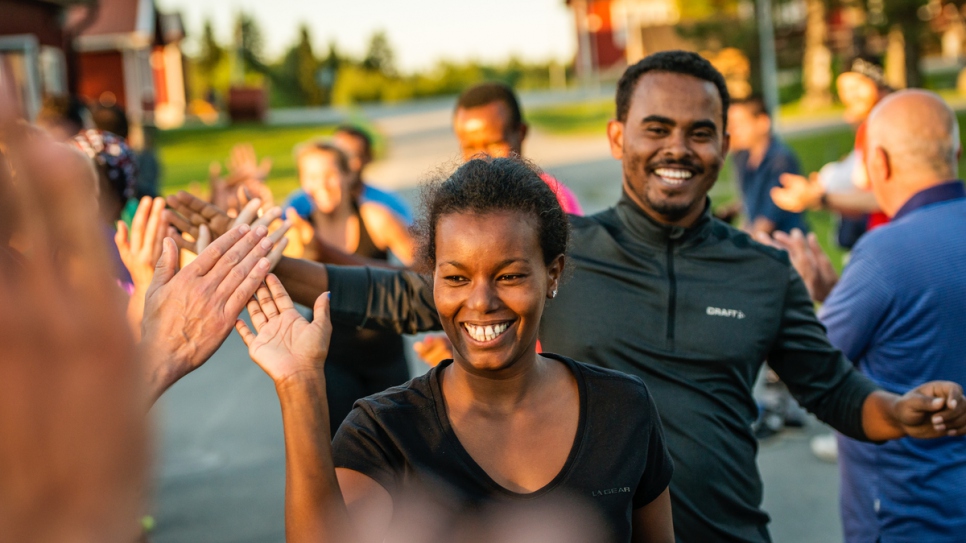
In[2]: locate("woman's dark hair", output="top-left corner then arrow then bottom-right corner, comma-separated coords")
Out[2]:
414,156 -> 569,273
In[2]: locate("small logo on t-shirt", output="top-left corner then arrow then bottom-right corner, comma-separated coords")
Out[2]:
591,487 -> 631,497
706,306 -> 745,319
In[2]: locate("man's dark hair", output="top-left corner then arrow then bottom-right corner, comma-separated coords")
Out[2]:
616,50 -> 730,127
731,94 -> 769,118
455,82 -> 524,129
414,156 -> 568,273
334,124 -> 373,158
91,104 -> 129,140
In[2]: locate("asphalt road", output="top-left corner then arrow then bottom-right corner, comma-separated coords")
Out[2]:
151,101 -> 845,543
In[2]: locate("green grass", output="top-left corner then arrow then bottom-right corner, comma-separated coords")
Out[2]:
528,100 -> 614,135
156,123 -> 337,197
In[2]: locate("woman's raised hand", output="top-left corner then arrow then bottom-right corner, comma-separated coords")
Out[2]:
236,274 -> 332,385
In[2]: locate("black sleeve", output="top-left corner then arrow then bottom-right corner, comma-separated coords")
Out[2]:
767,267 -> 880,441
326,265 -> 442,334
633,388 -> 674,509
332,403 -> 404,496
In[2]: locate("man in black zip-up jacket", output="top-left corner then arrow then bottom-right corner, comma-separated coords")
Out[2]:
177,52 -> 966,542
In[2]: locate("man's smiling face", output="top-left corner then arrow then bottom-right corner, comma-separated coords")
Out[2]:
607,71 -> 729,227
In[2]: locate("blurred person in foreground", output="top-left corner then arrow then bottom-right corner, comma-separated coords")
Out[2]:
287,124 -> 413,224
169,51 -> 966,542
0,88 -> 278,541
770,55 -> 892,249
237,156 -> 674,543
759,90 -> 966,543
35,94 -> 90,141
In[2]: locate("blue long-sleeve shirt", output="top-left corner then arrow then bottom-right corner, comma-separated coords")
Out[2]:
819,181 -> 966,543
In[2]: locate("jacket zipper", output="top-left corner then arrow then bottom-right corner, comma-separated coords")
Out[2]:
666,241 -> 676,350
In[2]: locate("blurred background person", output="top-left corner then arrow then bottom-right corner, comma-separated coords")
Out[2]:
727,94 -> 807,237
284,140 -> 414,434
287,124 -> 413,225
771,55 -> 892,250
453,82 -> 582,215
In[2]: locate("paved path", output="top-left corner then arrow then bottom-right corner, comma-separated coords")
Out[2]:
152,96 -> 848,543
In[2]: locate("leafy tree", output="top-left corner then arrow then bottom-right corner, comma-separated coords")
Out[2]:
362,31 -> 397,76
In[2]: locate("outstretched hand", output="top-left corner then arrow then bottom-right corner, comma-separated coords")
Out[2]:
770,172 -> 824,213
893,381 -> 966,438
140,224 -> 274,403
754,228 -> 838,302
236,275 -> 332,385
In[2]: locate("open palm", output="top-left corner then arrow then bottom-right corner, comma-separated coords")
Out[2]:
236,275 -> 332,384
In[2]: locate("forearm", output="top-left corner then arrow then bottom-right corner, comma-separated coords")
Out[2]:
127,284 -> 148,342
315,243 -> 400,270
861,390 -> 905,441
825,190 -> 880,215
275,257 -> 331,307
276,375 -> 354,543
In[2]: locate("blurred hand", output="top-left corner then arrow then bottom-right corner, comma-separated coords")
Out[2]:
893,381 -> 966,438
168,189 -> 234,239
236,275 -> 332,385
168,195 -> 290,270
413,334 -> 453,367
208,144 -> 274,213
0,126 -> 146,543
770,173 -> 825,213
116,196 -> 168,337
754,228 -> 838,303
140,224 -> 274,402
116,196 -> 166,289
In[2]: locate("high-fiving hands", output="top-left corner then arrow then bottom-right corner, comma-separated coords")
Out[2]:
140,224 -> 275,403
236,275 -> 332,386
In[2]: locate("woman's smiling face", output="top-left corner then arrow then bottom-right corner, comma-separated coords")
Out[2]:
433,210 -> 563,374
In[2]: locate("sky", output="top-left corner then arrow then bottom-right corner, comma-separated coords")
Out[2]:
155,0 -> 578,73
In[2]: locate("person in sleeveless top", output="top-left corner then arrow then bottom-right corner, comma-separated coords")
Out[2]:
284,141 -> 415,433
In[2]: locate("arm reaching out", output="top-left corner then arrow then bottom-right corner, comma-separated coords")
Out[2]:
237,276 -> 392,543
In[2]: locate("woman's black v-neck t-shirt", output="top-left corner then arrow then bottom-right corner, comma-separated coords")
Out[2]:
331,354 -> 673,542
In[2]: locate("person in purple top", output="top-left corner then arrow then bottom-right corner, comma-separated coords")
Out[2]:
765,89 -> 966,543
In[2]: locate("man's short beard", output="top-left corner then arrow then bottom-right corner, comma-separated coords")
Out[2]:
645,193 -> 696,222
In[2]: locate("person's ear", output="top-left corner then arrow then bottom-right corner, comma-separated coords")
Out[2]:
760,114 -> 772,135
546,254 -> 565,298
607,120 -> 624,160
518,122 -> 529,144
868,146 -> 891,185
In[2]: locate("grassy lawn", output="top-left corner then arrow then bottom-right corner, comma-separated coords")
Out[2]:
156,123 -> 336,197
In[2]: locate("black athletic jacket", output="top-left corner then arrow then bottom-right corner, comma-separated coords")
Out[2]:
325,193 -> 880,543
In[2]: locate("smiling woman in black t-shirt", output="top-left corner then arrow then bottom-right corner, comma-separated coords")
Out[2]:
235,157 -> 674,543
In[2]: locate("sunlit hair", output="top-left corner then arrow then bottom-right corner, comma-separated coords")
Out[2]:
413,156 -> 569,273
293,140 -> 351,174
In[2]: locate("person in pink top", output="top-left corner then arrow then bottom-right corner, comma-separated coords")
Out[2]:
414,83 -> 584,364
452,82 -> 584,215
